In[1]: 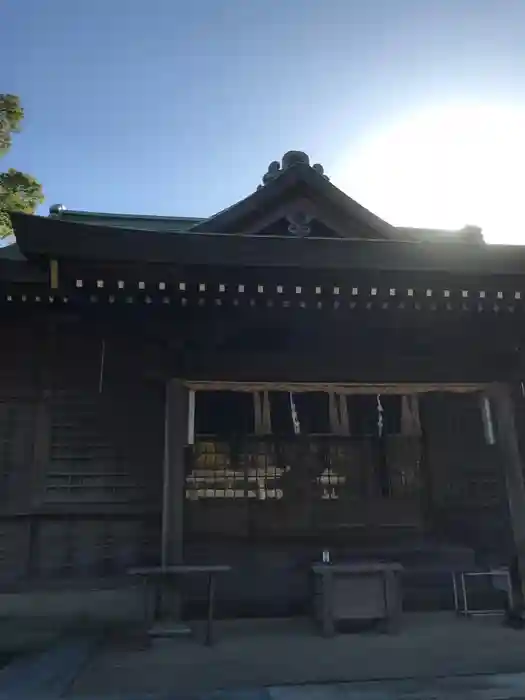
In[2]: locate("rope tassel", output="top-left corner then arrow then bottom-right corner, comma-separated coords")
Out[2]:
289,392 -> 301,435
376,394 -> 384,437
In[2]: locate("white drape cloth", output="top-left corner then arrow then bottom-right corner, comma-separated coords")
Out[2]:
400,394 -> 421,436
328,392 -> 350,435
253,391 -> 272,435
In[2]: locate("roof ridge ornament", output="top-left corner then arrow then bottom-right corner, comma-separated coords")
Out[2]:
49,204 -> 66,216
257,151 -> 329,190
461,224 -> 484,243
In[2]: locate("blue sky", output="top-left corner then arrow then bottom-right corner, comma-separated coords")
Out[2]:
3,0 -> 525,239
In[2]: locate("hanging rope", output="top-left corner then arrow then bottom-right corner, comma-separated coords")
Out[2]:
376,394 -> 384,437
289,392 -> 301,435
480,394 -> 495,445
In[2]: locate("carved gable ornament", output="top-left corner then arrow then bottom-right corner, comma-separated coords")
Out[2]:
192,149 -> 398,239
285,209 -> 313,236
256,151 -> 330,236
257,151 -> 330,191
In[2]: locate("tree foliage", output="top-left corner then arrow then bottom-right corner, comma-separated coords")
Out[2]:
0,169 -> 43,214
0,94 -> 23,156
0,94 -> 44,238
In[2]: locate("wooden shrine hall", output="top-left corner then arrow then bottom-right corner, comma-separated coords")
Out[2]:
2,149 -> 525,618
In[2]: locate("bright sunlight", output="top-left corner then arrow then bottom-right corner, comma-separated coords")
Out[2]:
333,104 -> 525,245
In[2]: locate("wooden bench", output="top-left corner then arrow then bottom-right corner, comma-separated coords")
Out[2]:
129,565 -> 231,645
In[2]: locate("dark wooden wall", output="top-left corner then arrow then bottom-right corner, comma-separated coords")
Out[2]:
421,393 -> 511,563
183,394 -> 513,616
0,313 -> 165,588
0,306 -> 516,618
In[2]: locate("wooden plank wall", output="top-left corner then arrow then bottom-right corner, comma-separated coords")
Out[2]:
184,395 -> 513,616
0,315 -> 165,587
0,309 -> 517,599
421,392 -> 511,563
0,318 -> 40,583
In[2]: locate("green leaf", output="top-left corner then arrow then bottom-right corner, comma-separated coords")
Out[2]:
0,168 -> 44,213
0,210 -> 12,238
0,169 -> 44,238
0,95 -> 24,156
0,95 -> 44,238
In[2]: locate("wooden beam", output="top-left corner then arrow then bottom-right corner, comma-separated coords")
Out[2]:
13,209 -> 525,274
161,379 -> 187,567
184,380 -> 486,394
489,383 -> 525,604
26,320 -> 56,577
49,259 -> 59,290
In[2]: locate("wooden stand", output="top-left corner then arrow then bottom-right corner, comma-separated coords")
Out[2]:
129,565 -> 231,645
312,562 -> 403,636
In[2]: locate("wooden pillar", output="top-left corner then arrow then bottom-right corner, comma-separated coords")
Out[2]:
27,319 -> 55,577
489,383 -> 525,602
161,379 -> 188,567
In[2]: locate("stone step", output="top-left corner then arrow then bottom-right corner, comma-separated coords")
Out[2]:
0,633 -> 101,697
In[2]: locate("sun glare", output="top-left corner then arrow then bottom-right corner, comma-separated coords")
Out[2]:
333,104 -> 525,244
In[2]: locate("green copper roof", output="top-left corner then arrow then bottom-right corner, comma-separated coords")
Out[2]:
48,207 -> 204,232
47,150 -> 483,243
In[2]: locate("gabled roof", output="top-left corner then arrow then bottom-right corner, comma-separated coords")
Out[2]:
396,226 -> 483,244
190,152 -> 400,239
0,242 -> 26,261
45,150 -> 483,244
8,211 -> 525,275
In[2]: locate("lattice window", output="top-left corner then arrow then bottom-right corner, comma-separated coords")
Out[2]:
46,391 -> 142,503
385,436 -> 421,498
186,438 -> 361,502
323,440 -> 369,500
187,391 -> 422,536
186,439 -> 285,500
186,436 -> 421,504
422,393 -> 504,509
317,467 -> 347,500
186,436 -> 424,538
239,440 -> 285,500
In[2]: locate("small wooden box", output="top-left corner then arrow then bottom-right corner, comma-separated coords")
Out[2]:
312,562 -> 403,635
